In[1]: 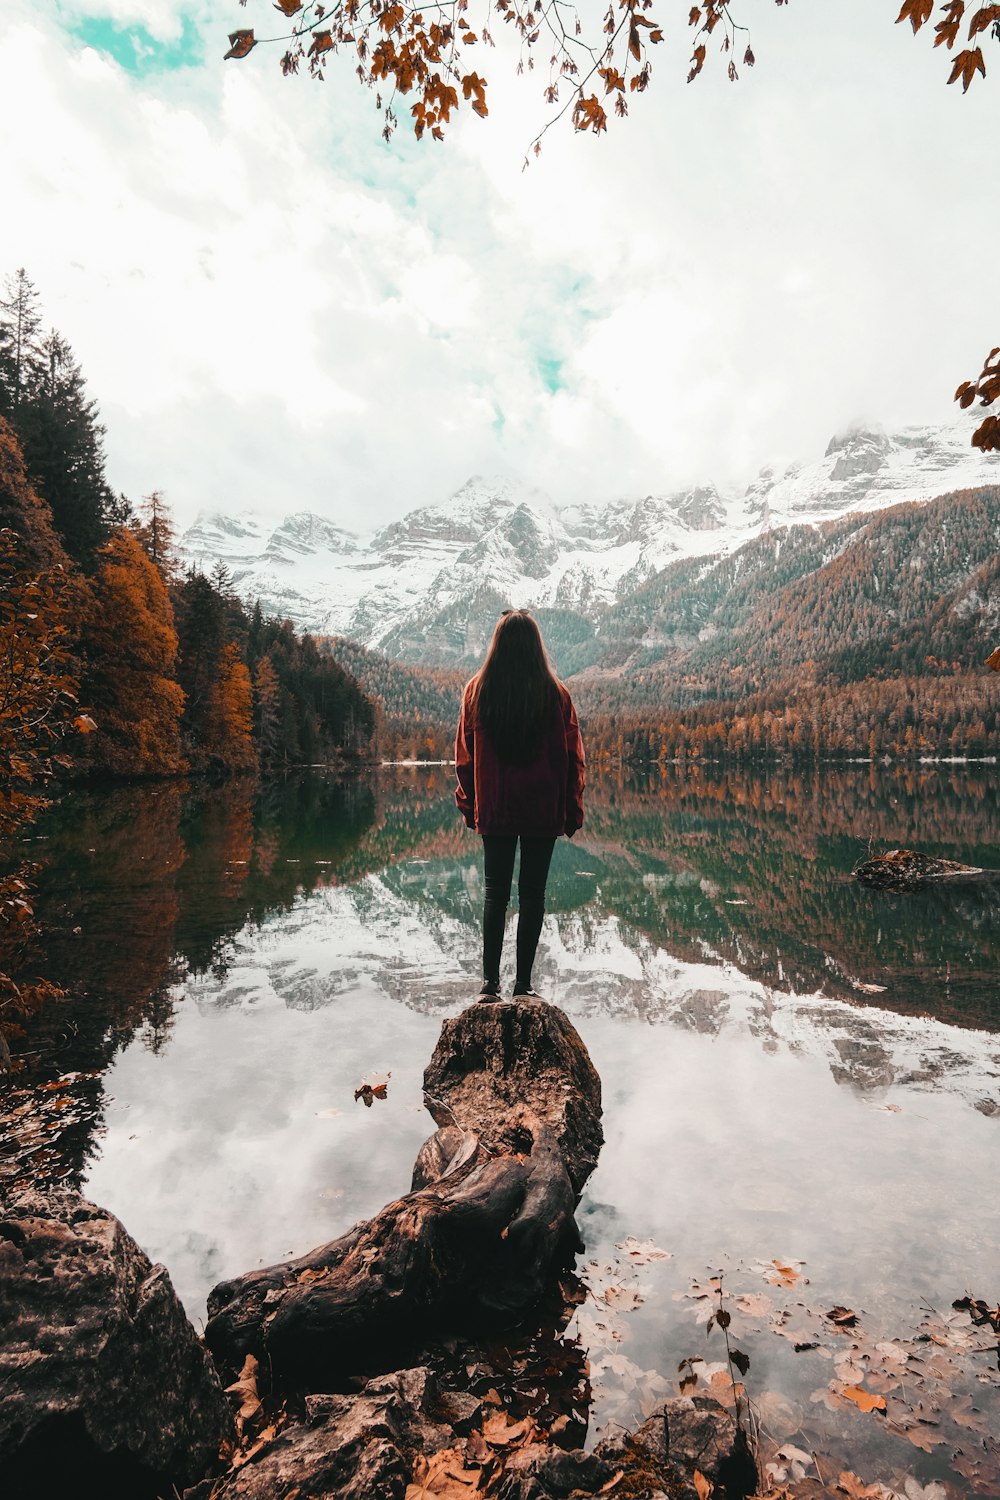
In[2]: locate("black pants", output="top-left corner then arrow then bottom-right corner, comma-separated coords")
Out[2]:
481,834 -> 556,988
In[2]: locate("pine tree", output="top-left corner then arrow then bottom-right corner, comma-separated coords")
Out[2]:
17,330 -> 114,565
134,490 -> 177,581
253,653 -> 284,766
0,269 -> 43,419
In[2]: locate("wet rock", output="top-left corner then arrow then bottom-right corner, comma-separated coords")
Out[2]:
423,997 -> 603,1196
595,1396 -> 754,1500
853,848 -> 983,891
185,1368 -> 452,1500
0,1190 -> 232,1497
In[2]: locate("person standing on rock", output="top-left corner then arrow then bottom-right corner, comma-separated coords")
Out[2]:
455,609 -> 585,1001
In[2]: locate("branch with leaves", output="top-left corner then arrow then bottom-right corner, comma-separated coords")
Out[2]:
224,0 -> 998,451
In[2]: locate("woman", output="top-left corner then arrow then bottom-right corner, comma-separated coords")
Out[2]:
455,610 -> 585,1000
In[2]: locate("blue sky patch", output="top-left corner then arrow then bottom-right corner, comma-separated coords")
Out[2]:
68,13 -> 202,76
537,354 -> 564,396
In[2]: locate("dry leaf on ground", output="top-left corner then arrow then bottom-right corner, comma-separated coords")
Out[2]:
225,1353 -> 262,1422
406,1448 -> 482,1499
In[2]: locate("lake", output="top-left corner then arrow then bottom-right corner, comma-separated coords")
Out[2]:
4,763 -> 999,1495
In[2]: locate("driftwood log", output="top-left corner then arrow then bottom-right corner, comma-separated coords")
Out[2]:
205,999 -> 603,1389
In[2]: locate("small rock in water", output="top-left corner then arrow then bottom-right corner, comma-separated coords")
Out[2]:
853,848 -> 981,891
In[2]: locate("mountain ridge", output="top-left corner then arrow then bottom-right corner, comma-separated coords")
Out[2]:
179,417 -> 997,670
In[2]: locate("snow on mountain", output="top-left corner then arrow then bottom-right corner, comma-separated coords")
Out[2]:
743,419 -> 995,529
178,419 -> 997,654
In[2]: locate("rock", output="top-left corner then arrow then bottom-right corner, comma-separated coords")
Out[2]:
0,1190 -> 232,1496
185,1368 -> 453,1500
206,1001 -> 601,1389
423,998 -> 603,1196
594,1396 -> 755,1500
853,848 -> 984,891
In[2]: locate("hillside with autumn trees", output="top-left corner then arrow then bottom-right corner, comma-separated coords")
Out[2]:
570,485 -> 1000,761
0,269 -> 377,1041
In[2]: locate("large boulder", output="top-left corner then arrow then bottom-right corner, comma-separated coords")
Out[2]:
0,1190 -> 232,1496
423,997 -> 603,1196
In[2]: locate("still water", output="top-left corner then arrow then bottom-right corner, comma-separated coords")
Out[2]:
4,765 -> 999,1493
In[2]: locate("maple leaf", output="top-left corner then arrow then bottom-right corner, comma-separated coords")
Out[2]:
947,44 -> 986,88
895,0 -> 934,31
273,0 -> 303,14
224,29 -> 256,59
616,1235 -> 670,1263
826,1305 -> 859,1327
968,3 -> 1000,36
406,1448 -> 481,1499
840,1383 -> 887,1414
225,1353 -> 262,1422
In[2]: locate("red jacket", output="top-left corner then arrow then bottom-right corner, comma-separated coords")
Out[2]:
455,680 -> 585,838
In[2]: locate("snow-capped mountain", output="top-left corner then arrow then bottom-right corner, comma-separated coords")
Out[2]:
178,418 -> 997,663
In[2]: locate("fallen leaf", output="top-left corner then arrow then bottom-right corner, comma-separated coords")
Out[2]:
840,1384 -> 887,1414
693,1471 -> 714,1500
481,1413 -> 532,1448
406,1448 -> 482,1498
225,1354 -> 262,1422
835,1473 -> 895,1500
603,1285 -> 643,1311
766,1258 -> 805,1287
615,1235 -> 671,1264
827,1306 -> 858,1328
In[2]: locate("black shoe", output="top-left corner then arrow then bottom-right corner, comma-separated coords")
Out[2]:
478,980 -> 503,1001
512,984 -> 543,999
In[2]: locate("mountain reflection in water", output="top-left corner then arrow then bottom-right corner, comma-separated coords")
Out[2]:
4,763 -> 999,1491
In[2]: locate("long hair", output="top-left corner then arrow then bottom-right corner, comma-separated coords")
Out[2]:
471,610 -> 561,764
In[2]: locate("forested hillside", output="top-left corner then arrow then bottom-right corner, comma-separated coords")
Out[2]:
574,487 -> 1000,760
324,637 -> 464,758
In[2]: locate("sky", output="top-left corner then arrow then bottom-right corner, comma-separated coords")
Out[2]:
0,0 -> 995,534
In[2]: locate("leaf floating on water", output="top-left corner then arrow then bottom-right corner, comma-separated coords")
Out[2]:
827,1305 -> 859,1328
354,1072 -> 391,1107
764,1257 -> 805,1287
835,1472 -> 896,1500
840,1383 -> 887,1414
602,1285 -> 643,1311
615,1235 -> 670,1264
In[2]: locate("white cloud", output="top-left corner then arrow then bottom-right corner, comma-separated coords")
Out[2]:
1,1 -> 995,533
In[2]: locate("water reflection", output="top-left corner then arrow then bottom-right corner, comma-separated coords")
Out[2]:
3,764 -> 999,1492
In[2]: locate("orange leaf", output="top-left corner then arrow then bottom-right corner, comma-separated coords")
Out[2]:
895,0 -> 933,31
947,45 -> 986,88
224,29 -> 256,60
841,1384 -> 887,1414
967,3 -> 1000,36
